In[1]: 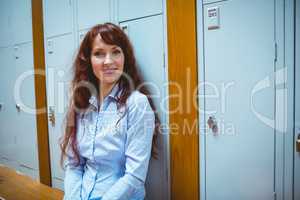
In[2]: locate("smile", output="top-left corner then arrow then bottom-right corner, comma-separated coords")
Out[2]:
103,68 -> 118,74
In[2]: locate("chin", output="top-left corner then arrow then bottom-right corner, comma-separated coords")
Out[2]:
102,78 -> 119,85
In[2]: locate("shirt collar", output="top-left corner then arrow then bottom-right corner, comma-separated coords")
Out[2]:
88,83 -> 121,110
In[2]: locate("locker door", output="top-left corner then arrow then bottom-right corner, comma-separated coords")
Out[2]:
0,1 -> 12,47
43,0 -> 73,37
294,0 -> 300,198
13,42 -> 39,179
11,0 -> 32,44
120,15 -> 167,200
77,0 -> 111,31
45,33 -> 75,189
0,47 -> 17,169
201,1 -> 276,199
117,0 -> 163,22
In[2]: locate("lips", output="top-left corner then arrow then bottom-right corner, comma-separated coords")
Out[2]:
103,68 -> 118,75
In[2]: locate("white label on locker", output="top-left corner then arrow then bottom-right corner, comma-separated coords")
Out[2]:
207,7 -> 220,30
47,39 -> 54,54
14,45 -> 20,59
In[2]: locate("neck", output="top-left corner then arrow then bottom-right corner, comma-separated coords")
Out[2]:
99,83 -> 115,102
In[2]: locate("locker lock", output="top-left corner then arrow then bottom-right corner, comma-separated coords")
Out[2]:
296,134 -> 300,153
207,116 -> 218,135
49,106 -> 55,127
16,104 -> 21,112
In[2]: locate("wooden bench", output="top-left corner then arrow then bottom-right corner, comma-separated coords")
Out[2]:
0,166 -> 63,200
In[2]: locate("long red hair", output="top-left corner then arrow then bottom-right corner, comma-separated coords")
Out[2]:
60,23 -> 160,166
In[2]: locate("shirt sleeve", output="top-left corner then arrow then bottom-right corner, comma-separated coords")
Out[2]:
63,115 -> 86,200
101,93 -> 155,200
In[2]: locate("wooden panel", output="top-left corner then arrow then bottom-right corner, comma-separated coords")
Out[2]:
31,0 -> 52,185
0,166 -> 63,200
166,0 -> 199,200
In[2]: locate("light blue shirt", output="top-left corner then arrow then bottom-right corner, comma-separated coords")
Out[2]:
63,84 -> 155,200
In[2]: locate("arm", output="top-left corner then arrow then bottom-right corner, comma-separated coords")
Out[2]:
63,154 -> 85,200
63,115 -> 86,200
101,93 -> 155,200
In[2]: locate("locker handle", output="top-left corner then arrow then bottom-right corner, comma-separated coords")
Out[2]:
49,106 -> 55,127
296,134 -> 300,152
121,24 -> 128,31
120,24 -> 129,35
16,104 -> 21,112
207,116 -> 218,135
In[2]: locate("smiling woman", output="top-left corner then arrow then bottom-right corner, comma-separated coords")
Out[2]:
90,34 -> 125,94
60,23 -> 161,200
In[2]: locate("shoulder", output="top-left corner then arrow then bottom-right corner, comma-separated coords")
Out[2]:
126,90 -> 155,126
126,90 -> 154,116
126,90 -> 150,107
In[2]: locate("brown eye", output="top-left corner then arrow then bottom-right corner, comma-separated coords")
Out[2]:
94,51 -> 105,58
112,49 -> 121,56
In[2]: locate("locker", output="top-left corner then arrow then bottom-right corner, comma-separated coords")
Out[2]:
13,42 -> 39,179
294,0 -> 300,198
11,0 -> 33,44
45,33 -> 76,190
120,15 -> 167,200
117,0 -> 163,22
0,1 -> 39,180
77,0 -> 111,31
0,47 -> 16,164
14,43 -> 34,74
45,34 -> 76,70
199,0 -> 276,199
43,0 -> 73,37
119,16 -> 165,119
0,1 -> 13,47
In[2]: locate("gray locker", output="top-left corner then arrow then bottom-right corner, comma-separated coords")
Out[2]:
120,15 -> 167,200
199,0 -> 277,199
77,0 -> 111,31
117,0 -> 163,22
294,0 -> 300,198
11,0 -> 33,44
13,42 -> 39,179
120,16 -> 165,119
45,34 -> 76,70
0,47 -> 16,167
43,0 -> 74,37
45,33 -> 76,190
0,1 -> 12,47
0,0 -> 39,180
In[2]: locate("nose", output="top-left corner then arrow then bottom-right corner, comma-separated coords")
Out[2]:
104,53 -> 113,65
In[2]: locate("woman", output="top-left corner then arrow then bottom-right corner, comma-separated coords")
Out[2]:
60,23 -> 159,200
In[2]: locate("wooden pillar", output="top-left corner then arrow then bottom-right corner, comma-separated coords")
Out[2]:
31,0 -> 52,186
167,0 -> 199,199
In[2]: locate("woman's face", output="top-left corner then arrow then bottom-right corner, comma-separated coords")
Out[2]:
90,34 -> 124,87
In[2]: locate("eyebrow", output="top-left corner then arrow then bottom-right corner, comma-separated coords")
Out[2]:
92,46 -> 120,51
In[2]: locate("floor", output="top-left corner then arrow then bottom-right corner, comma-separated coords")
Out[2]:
0,166 -> 63,200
